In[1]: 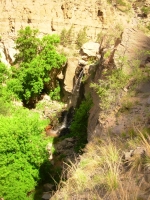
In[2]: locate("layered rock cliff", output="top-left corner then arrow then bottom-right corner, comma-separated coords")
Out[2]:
0,0 -> 107,40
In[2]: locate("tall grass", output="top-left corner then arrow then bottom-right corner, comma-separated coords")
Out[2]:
51,128 -> 150,199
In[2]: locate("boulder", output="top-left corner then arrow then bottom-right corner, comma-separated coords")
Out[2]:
81,42 -> 100,57
43,183 -> 54,192
78,59 -> 87,66
42,192 -> 51,200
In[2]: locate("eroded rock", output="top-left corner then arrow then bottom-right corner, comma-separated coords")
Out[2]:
64,57 -> 78,93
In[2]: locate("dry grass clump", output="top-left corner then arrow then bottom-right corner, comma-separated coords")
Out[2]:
53,126 -> 150,199
51,135 -> 149,200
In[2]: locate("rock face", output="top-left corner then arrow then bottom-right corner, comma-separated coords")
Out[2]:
115,28 -> 150,69
87,28 -> 150,141
0,39 -> 16,65
0,0 -> 107,40
0,0 -> 116,65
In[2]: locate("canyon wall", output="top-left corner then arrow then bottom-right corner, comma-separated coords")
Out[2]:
0,0 -> 108,41
0,0 -> 117,65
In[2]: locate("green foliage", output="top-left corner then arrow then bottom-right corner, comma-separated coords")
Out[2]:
146,22 -> 150,30
49,85 -> 61,100
107,0 -> 131,12
118,100 -> 133,113
141,6 -> 150,15
14,26 -> 40,64
91,50 -> 150,111
96,31 -> 104,43
60,25 -> 74,47
10,27 -> 66,104
107,0 -> 126,6
91,68 -> 129,110
0,61 -> 10,85
0,107 -> 51,200
70,97 -> 93,152
0,61 -> 16,114
76,27 -> 88,49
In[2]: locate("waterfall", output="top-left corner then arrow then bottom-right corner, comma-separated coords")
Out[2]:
72,69 -> 84,94
47,69 -> 84,137
70,69 -> 84,108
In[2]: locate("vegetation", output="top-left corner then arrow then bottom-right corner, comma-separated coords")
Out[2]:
69,97 -> 92,153
76,27 -> 88,49
141,6 -> 150,16
0,61 -> 10,85
107,0 -> 126,6
91,68 -> 129,110
10,26 -> 66,106
0,80 -> 52,200
53,124 -> 150,200
91,49 -> 150,111
0,28 -> 66,199
0,1 -> 150,197
60,25 -> 74,47
59,25 -> 89,49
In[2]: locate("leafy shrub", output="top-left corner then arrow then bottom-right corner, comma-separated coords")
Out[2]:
69,97 -> 92,152
107,0 -> 131,12
91,68 -> 129,110
76,27 -> 88,49
0,61 -> 16,114
10,27 -> 66,105
14,26 -> 40,64
141,6 -> 150,15
147,22 -> 150,30
107,0 -> 126,6
0,61 -> 10,85
49,85 -> 61,100
0,107 -> 51,200
96,31 -> 104,43
60,25 -> 74,47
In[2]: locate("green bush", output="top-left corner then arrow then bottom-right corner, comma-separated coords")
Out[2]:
14,26 -> 39,64
141,6 -> 150,15
107,0 -> 126,6
60,25 -> 74,47
0,61 -> 10,85
76,27 -> 88,49
91,68 -> 129,110
0,107 -> 51,200
49,85 -> 61,100
0,61 -> 16,114
10,27 -> 66,105
70,97 -> 92,152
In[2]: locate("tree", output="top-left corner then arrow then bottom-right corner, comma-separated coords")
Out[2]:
0,108 -> 51,200
10,27 -> 66,106
0,60 -> 10,85
14,26 -> 40,64
76,27 -> 88,49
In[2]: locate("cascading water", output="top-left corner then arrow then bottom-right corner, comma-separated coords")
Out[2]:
45,68 -> 85,138
72,69 -> 84,94
70,69 -> 84,108
51,69 -> 84,137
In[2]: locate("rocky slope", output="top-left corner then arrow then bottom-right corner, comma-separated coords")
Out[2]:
50,28 -> 150,200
